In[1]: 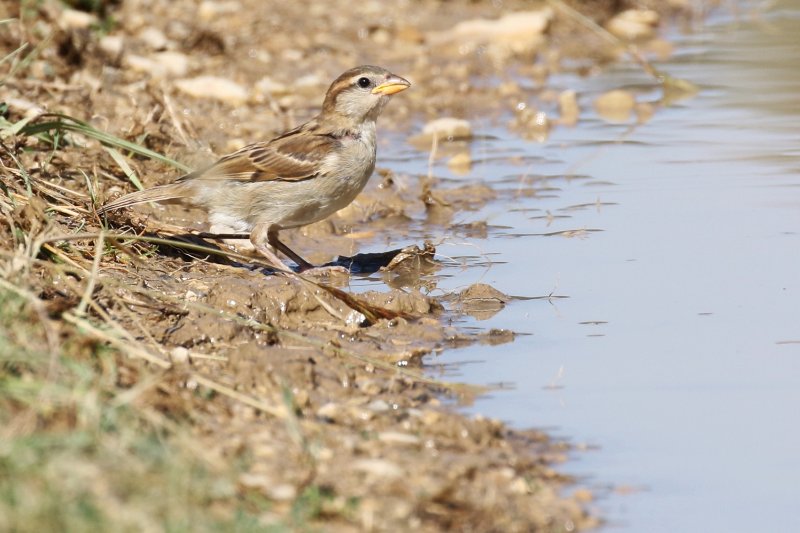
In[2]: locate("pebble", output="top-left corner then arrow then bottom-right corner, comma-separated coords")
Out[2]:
5,98 -> 46,118
573,488 -> 595,503
170,346 -> 189,363
138,27 -> 169,51
198,0 -> 242,22
174,75 -> 248,104
606,9 -> 660,41
99,35 -> 124,57
420,117 -> 472,142
126,52 -> 189,78
254,76 -> 289,96
377,432 -> 421,445
367,399 -> 390,412
557,90 -> 580,126
294,73 -> 323,89
59,8 -> 97,30
447,152 -> 472,175
594,89 -> 636,123
352,458 -> 403,479
239,474 -> 297,500
316,401 -> 341,421
430,9 -> 552,51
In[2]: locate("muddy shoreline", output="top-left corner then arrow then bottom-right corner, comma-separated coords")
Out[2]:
1,0 -> 696,530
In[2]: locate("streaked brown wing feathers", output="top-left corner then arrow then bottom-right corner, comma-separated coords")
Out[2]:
179,125 -> 339,183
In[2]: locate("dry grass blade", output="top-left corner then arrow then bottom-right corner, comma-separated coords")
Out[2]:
76,231 -> 104,316
103,146 -> 145,191
62,312 -> 171,368
190,373 -> 287,419
16,113 -> 191,171
547,0 -> 698,95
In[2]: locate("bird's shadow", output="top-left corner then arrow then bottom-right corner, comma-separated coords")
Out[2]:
170,233 -> 412,275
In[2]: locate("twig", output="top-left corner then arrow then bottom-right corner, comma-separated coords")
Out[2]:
191,372 -> 287,419
76,230 -> 104,316
63,311 -> 171,368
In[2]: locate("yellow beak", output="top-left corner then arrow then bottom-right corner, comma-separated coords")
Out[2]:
372,75 -> 411,96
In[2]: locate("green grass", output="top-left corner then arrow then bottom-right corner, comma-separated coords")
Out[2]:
0,289 -> 281,532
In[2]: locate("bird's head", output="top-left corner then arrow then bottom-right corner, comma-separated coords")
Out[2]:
321,65 -> 410,125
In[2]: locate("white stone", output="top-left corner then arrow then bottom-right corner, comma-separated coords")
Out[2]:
421,117 -> 472,142
59,9 -> 97,30
352,458 -> 403,479
125,52 -> 189,78
606,9 -> 660,40
377,432 -> 421,445
138,27 -> 169,51
429,8 -> 552,54
99,35 -> 124,57
170,346 -> 189,363
254,76 -> 288,96
174,76 -> 249,104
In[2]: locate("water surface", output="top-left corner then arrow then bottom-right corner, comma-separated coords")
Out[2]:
366,4 -> 799,531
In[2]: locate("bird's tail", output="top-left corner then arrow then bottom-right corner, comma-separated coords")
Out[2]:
97,183 -> 189,214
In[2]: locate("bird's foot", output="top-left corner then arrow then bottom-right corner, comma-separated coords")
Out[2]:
297,264 -> 350,277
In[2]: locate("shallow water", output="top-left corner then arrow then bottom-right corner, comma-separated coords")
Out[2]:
359,3 -> 800,532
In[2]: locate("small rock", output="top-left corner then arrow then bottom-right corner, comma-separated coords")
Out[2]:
430,9 -> 552,56
352,458 -> 403,479
316,402 -> 341,421
367,399 -> 390,412
416,409 -> 441,426
5,98 -> 45,118
170,346 -> 189,364
126,52 -> 189,78
99,35 -> 124,57
254,76 -> 289,96
138,27 -> 169,51
396,25 -> 424,44
557,90 -> 580,126
294,73 -> 323,89
239,474 -> 297,501
198,0 -> 242,22
59,8 -> 97,30
509,477 -> 530,494
174,76 -> 248,104
606,9 -> 660,41
645,38 -> 675,60
155,51 -> 189,77
460,283 -> 510,304
420,117 -> 472,143
377,432 -> 421,445
447,152 -> 472,175
371,28 -> 391,46
594,89 -> 636,123
458,283 -> 510,321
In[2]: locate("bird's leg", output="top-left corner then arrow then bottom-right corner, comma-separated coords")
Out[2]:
196,232 -> 250,240
251,224 -> 348,275
266,226 -> 315,272
250,223 -> 293,272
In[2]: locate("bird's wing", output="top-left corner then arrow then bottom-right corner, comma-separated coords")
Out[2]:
178,124 -> 339,183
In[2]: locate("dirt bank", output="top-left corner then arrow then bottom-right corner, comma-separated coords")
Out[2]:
0,0 -> 695,530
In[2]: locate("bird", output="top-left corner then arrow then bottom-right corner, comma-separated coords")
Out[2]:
98,65 -> 411,272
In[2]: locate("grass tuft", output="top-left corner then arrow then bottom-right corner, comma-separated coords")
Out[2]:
0,288 -> 272,532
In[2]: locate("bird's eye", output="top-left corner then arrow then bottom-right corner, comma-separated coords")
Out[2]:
357,77 -> 371,89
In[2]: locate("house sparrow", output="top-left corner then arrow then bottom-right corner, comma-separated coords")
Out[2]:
99,65 -> 410,272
